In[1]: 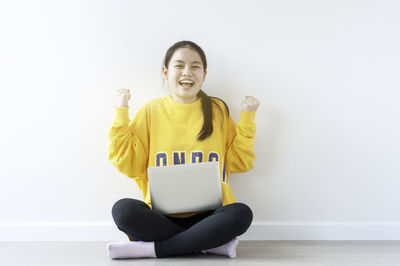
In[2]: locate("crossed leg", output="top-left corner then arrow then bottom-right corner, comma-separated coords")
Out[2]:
111,198 -> 253,258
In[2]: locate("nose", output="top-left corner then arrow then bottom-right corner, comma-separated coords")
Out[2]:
182,66 -> 192,76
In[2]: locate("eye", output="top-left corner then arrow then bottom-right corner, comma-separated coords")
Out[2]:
174,65 -> 183,68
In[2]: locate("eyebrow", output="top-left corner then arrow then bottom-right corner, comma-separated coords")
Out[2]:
172,60 -> 202,65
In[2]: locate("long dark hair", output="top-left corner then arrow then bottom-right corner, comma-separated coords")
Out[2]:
162,41 -> 230,141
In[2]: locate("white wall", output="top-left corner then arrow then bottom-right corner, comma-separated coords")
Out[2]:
1,0 -> 399,241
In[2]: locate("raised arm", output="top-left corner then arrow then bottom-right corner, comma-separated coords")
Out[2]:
225,96 -> 260,173
108,89 -> 149,179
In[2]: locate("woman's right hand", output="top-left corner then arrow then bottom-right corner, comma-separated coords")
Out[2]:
114,88 -> 131,107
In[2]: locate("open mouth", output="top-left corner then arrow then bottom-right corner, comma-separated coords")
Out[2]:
179,79 -> 194,88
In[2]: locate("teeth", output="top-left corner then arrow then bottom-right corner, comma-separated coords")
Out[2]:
180,80 -> 194,84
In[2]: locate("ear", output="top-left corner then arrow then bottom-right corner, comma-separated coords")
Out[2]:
203,70 -> 207,81
162,67 -> 168,79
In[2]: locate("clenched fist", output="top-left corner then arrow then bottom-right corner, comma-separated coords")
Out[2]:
114,88 -> 131,107
241,96 -> 260,111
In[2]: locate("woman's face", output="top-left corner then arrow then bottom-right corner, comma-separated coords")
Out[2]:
163,47 -> 207,104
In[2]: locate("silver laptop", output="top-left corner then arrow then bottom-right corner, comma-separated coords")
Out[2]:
147,161 -> 223,215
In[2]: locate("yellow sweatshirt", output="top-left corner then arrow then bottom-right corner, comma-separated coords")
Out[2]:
108,94 -> 256,218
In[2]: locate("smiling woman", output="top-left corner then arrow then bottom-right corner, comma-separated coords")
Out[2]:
108,40 -> 259,259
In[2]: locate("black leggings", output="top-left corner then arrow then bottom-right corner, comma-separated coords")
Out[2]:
111,198 -> 253,258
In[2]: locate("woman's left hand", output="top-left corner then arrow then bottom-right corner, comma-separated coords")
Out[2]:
241,96 -> 260,111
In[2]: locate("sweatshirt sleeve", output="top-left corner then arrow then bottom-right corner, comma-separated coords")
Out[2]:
225,110 -> 256,173
108,105 -> 149,180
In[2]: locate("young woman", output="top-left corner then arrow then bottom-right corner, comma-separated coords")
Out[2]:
107,41 -> 260,259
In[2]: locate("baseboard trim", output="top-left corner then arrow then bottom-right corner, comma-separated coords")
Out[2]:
1,222 -> 400,241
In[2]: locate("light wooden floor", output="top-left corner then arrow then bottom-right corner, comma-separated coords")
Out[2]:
1,241 -> 400,266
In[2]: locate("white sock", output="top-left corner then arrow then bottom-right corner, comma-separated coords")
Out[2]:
106,241 -> 157,259
201,237 -> 239,258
